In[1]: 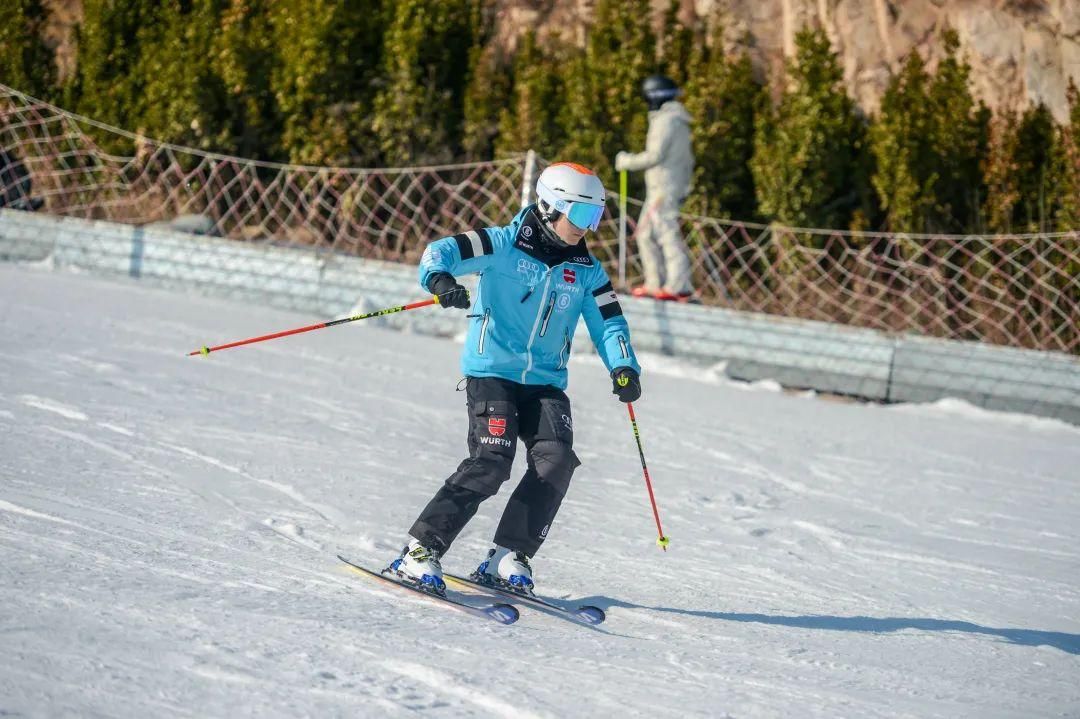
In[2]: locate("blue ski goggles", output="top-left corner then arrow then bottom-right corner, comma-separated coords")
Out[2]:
565,201 -> 606,232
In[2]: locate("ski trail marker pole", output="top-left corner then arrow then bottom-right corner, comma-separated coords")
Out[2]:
627,402 -> 669,550
187,297 -> 438,357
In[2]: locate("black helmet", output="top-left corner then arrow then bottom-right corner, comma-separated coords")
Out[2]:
641,75 -> 680,111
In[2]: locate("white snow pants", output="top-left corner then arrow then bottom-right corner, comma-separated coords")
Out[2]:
635,194 -> 693,294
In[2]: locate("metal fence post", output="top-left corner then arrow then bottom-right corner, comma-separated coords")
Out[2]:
521,149 -> 537,209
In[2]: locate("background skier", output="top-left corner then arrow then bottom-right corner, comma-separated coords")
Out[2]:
390,162 -> 642,594
615,75 -> 696,301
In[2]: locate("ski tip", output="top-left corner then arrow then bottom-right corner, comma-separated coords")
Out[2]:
486,603 -> 520,625
576,605 -> 606,625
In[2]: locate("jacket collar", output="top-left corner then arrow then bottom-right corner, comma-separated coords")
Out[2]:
513,207 -> 594,268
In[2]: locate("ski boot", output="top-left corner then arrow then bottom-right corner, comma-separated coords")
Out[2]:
388,539 -> 446,595
472,545 -> 534,593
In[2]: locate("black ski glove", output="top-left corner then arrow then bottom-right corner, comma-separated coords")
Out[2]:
611,367 -> 641,403
427,272 -> 470,309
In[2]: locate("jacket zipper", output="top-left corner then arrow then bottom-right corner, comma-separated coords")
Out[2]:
477,308 -> 490,354
521,271 -> 553,383
557,330 -> 571,370
618,334 -> 629,359
538,291 -> 557,337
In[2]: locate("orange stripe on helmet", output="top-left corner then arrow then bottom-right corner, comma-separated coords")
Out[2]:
550,161 -> 595,175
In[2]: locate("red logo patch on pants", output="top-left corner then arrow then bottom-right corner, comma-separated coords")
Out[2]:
563,268 -> 576,284
488,416 -> 507,437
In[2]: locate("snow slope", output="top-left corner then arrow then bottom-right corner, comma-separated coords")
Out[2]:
1,263 -> 1078,718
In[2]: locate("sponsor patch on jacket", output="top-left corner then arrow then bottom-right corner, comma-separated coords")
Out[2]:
563,268 -> 576,284
421,243 -> 449,268
517,258 -> 541,285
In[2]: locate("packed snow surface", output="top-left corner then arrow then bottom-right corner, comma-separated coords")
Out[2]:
1,264 -> 1078,718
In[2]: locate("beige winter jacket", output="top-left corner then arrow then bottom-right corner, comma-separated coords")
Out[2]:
615,100 -> 694,204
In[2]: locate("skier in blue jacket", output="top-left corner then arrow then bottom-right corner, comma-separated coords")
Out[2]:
390,162 -> 642,594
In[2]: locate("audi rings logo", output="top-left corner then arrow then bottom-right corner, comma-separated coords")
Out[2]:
517,258 -> 541,284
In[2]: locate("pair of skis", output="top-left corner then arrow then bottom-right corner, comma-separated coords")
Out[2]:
337,555 -> 605,627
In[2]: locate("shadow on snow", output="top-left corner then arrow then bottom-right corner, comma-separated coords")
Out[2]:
578,597 -> 1080,655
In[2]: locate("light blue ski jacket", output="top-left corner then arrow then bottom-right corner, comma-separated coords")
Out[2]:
419,206 -> 640,389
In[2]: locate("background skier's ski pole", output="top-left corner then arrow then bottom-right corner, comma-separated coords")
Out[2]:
627,402 -> 669,550
187,297 -> 438,356
618,170 -> 628,289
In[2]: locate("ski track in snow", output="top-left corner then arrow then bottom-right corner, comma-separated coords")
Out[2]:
2,264 -> 1079,718
0,499 -> 80,527
153,440 -> 345,526
18,394 -> 89,421
382,659 -> 549,719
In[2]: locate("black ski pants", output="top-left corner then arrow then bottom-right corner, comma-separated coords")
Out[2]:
409,376 -> 580,557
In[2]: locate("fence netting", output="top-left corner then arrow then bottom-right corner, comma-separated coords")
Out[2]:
2,84 -> 1077,354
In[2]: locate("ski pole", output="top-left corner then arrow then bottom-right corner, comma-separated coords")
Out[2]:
618,170 -> 628,289
626,402 -> 669,550
187,297 -> 438,357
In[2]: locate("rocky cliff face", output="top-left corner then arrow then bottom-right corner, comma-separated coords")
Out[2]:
39,0 -> 1080,122
493,0 -> 1080,122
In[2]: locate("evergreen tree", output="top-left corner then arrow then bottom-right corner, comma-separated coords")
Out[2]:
984,103 -> 1055,233
461,44 -> 509,160
683,17 -> 760,221
659,0 -> 695,87
928,29 -> 989,233
982,109 -> 1022,233
136,0 -> 229,152
213,0 -> 281,160
0,0 -> 57,99
1015,103 -> 1056,232
751,27 -> 864,229
561,0 -> 656,182
1047,83 -> 1080,351
870,30 -> 988,233
461,2 -> 511,161
868,51 -> 933,233
372,0 -> 475,165
494,30 -> 565,158
556,46 -> 608,170
70,0 -> 163,150
1053,81 -> 1080,231
270,0 -> 385,165
870,31 -> 989,338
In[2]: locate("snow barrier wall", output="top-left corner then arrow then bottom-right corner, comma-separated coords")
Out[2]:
2,209 -> 1078,425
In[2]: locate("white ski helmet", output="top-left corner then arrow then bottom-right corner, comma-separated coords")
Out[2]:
535,162 -> 607,232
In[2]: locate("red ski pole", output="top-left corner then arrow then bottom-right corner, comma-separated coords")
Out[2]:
187,297 -> 438,357
626,402 -> 669,550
